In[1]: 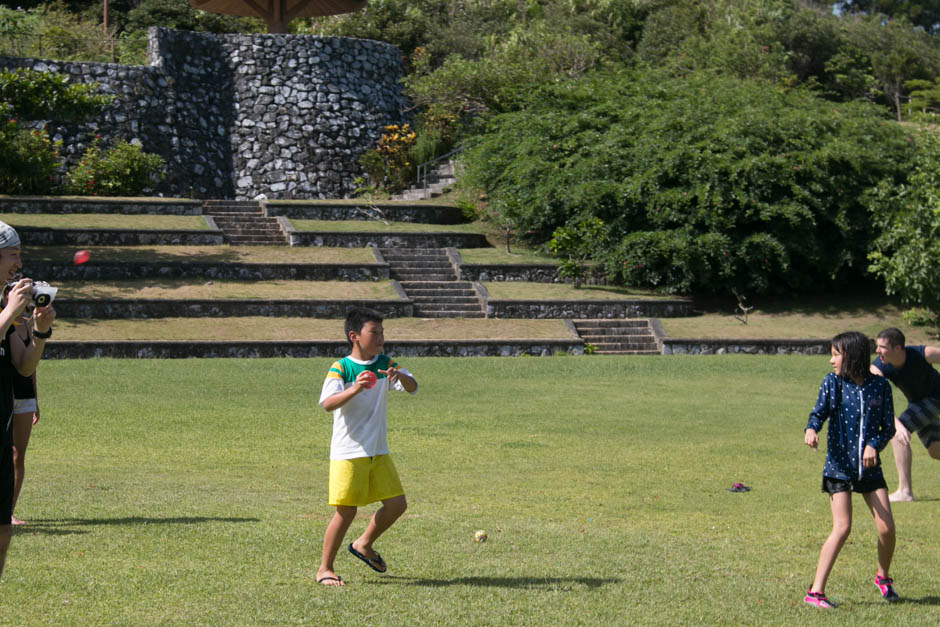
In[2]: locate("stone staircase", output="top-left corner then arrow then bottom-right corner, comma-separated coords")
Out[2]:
572,319 -> 660,355
202,200 -> 287,245
392,160 -> 458,201
381,248 -> 485,318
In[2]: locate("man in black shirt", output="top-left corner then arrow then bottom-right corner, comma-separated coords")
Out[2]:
871,327 -> 940,502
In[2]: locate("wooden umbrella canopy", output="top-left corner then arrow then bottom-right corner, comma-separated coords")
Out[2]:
189,0 -> 366,33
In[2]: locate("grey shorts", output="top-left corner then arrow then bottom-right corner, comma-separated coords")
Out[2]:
898,397 -> 940,448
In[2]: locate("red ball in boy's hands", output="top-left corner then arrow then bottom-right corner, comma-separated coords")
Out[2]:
360,371 -> 377,389
73,249 -> 91,265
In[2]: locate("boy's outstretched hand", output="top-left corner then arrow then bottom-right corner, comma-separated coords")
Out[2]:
804,428 -> 818,451
379,366 -> 400,384
379,366 -> 417,393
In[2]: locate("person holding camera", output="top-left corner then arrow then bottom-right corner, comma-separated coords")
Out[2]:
0,222 -> 55,580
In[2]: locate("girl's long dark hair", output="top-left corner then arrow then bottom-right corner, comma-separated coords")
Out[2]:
831,331 -> 871,383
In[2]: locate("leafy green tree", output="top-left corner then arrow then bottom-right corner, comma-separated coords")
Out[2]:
547,217 -> 608,288
867,130 -> 940,335
0,67 -> 111,120
840,15 -> 940,120
835,0 -> 940,34
905,77 -> 940,118
462,68 -> 917,295
125,0 -> 260,34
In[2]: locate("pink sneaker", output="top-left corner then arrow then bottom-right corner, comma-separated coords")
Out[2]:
874,575 -> 900,602
804,590 -> 836,608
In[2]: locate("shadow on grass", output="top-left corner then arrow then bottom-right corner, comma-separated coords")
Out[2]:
371,575 -> 619,589
16,516 -> 259,535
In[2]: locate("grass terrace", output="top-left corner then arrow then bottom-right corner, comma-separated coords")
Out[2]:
51,317 -> 574,341
54,279 -> 399,300
0,213 -> 210,230
23,245 -> 377,264
289,219 -> 489,233
482,282 -> 672,300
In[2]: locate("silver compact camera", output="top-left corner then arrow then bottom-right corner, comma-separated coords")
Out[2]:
5,279 -> 58,310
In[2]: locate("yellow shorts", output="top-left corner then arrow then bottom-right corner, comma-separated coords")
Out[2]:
329,454 -> 404,507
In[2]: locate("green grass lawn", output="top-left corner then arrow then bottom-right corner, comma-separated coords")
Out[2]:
662,298 -> 938,345
51,317 -> 573,341
483,282 -> 670,300
24,245 -> 377,264
0,214 -> 210,230
456,247 -> 558,264
55,279 -> 398,300
2,356 -> 938,624
289,219 -> 488,233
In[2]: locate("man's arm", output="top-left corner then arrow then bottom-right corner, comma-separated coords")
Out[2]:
924,345 -> 940,364
871,363 -> 885,376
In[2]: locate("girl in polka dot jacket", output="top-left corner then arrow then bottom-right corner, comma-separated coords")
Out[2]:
802,331 -> 899,609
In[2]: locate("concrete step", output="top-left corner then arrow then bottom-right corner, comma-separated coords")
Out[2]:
413,310 -> 485,318
413,303 -> 483,312
387,262 -> 452,270
577,327 -> 652,337
224,239 -> 287,245
587,340 -> 658,350
405,289 -> 476,297
573,319 -> 650,328
594,349 -> 660,355
393,273 -> 457,281
399,281 -> 473,289
410,296 -> 480,304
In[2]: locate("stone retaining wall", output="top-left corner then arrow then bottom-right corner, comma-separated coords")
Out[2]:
266,202 -> 465,224
16,226 -> 223,246
288,231 -> 490,248
0,197 -> 202,215
53,299 -> 412,319
43,339 -> 584,359
460,264 -> 562,282
486,299 -> 697,319
661,338 -> 830,355
0,28 -> 407,199
23,260 -> 386,281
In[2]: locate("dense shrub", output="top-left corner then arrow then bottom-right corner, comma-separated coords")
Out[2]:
0,107 -> 60,195
63,138 -> 165,196
462,68 -> 917,295
0,68 -> 111,121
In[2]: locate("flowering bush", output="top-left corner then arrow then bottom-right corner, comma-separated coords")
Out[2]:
0,106 -> 60,195
359,123 -> 417,193
63,138 -> 165,197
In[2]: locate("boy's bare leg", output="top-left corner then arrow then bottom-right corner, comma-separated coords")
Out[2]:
889,420 -> 914,502
351,495 -> 407,563
316,506 -> 357,587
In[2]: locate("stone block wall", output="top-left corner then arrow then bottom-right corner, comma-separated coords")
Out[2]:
0,28 -> 408,200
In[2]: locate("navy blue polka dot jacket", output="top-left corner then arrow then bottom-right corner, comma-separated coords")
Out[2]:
806,373 -> 895,481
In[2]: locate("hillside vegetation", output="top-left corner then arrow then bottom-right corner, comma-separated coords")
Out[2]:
2,0 -> 939,333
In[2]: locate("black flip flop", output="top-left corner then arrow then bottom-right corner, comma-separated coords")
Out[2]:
317,575 -> 343,585
348,543 -> 387,573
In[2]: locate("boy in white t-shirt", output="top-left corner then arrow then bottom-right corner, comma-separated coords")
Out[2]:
315,309 -> 417,587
